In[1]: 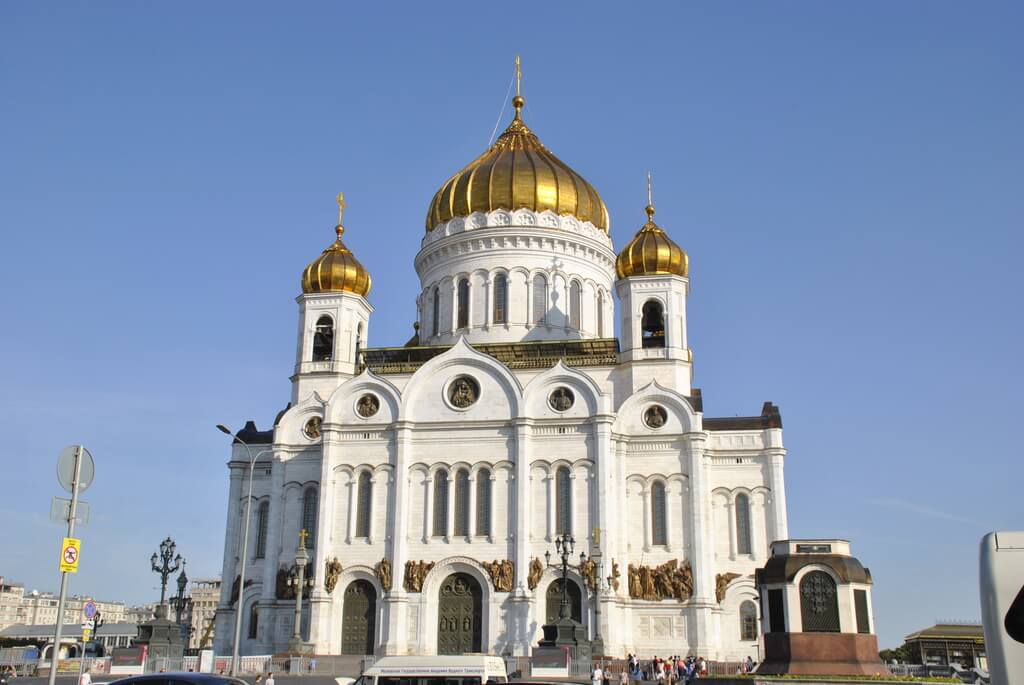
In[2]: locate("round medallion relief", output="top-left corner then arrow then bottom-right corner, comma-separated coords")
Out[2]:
447,375 -> 480,409
355,393 -> 380,418
548,386 -> 575,412
643,405 -> 668,429
303,416 -> 323,439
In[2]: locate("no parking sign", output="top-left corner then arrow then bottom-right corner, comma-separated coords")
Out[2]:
60,537 -> 80,573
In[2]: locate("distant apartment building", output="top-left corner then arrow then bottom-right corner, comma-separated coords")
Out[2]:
0,577 -> 26,630
187,578 -> 220,649
0,575 -> 155,631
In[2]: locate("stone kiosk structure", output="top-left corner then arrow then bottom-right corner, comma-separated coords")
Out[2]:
755,540 -> 887,675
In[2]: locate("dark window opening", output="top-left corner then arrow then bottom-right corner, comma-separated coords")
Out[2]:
457,278 -> 469,329
313,315 -> 334,361
641,300 -> 666,348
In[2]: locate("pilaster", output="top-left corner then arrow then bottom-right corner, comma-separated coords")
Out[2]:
384,423 -> 412,655
685,431 -> 718,655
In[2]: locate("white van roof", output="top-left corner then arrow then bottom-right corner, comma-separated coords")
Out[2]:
365,655 -> 506,677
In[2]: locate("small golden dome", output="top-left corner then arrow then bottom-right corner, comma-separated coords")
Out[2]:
616,204 -> 689,278
301,194 -> 372,297
425,95 -> 609,232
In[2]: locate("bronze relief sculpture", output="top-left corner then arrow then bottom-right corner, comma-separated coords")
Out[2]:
324,557 -> 343,595
356,394 -> 380,418
527,557 -> 544,590
448,376 -> 479,408
403,560 -> 435,592
484,559 -> 514,592
715,572 -> 742,603
606,560 -> 621,592
627,559 -> 693,602
375,558 -> 392,591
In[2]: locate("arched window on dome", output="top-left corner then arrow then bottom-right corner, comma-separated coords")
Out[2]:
740,600 -> 759,641
454,469 -> 470,537
312,315 -> 334,361
457,278 -> 470,330
651,481 -> 667,546
735,493 -> 752,555
433,469 -> 449,537
254,501 -> 269,559
355,472 -> 372,538
555,466 -> 572,535
431,286 -> 440,337
302,487 -> 318,549
533,274 -> 548,325
476,468 -> 492,537
493,273 -> 508,325
569,280 -> 582,330
597,290 -> 605,337
642,300 -> 666,348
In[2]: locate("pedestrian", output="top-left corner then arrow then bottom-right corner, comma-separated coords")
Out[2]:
79,670 -> 91,685
744,656 -> 754,674
255,675 -> 263,685
309,657 -> 317,673
619,667 -> 629,685
266,672 -> 276,685
592,664 -> 603,685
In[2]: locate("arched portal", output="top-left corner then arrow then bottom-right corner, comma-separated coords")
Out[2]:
437,572 -> 482,654
341,579 -> 376,655
545,578 -> 582,626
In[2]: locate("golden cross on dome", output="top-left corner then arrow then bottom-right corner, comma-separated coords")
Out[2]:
513,56 -> 525,120
336,192 -> 346,225
299,528 -> 309,549
647,172 -> 653,206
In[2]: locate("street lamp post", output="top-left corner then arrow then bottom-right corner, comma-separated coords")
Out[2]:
287,530 -> 315,654
216,424 -> 271,676
150,537 -> 182,620
173,561 -> 189,625
544,532 -> 605,657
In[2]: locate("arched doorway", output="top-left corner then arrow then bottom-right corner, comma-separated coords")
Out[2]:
437,573 -> 482,654
545,578 -> 582,625
341,579 -> 376,655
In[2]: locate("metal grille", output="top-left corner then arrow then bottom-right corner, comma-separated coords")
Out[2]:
342,579 -> 376,655
302,488 -> 318,547
356,472 -> 372,538
476,469 -> 492,536
255,501 -> 269,558
454,469 -> 470,536
556,466 -> 572,535
799,571 -> 840,632
651,481 -> 667,545
493,274 -> 507,324
433,472 -> 449,536
735,493 -> 752,555
437,573 -> 482,654
533,274 -> 547,324
740,600 -> 758,641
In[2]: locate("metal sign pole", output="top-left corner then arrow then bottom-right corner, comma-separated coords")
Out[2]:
48,446 -> 82,685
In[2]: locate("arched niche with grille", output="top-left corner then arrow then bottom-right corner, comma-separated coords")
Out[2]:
735,493 -> 752,555
651,481 -> 668,546
740,600 -> 759,641
799,570 -> 840,632
433,470 -> 449,537
255,501 -> 269,559
555,466 -> 572,535
457,278 -> 470,330
355,472 -> 373,538
302,487 -> 318,548
493,274 -> 508,324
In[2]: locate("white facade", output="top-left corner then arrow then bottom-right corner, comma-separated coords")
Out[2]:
215,110 -> 790,662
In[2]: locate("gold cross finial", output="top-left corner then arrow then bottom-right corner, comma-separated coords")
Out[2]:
336,192 -> 346,225
645,172 -> 656,222
299,528 -> 309,549
512,56 -> 525,120
515,55 -> 521,97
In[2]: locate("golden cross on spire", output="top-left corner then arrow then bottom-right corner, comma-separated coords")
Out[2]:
336,192 -> 346,225
645,172 -> 656,222
512,56 -> 525,120
515,55 -> 522,97
299,528 -> 309,549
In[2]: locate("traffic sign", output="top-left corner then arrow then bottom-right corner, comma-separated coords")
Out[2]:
81,619 -> 95,630
56,445 -> 95,494
82,628 -> 91,642
60,537 -> 81,573
83,601 -> 97,619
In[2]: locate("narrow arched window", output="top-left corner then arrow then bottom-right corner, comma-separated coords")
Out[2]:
433,470 -> 449,537
247,603 -> 259,640
254,501 -> 269,559
597,290 -> 605,337
493,273 -> 508,324
312,315 -> 334,361
735,493 -> 752,555
651,481 -> 667,546
799,571 -> 840,632
454,469 -> 470,536
457,278 -> 470,329
476,468 -> 492,536
569,281 -> 582,329
355,472 -> 372,538
302,488 -> 318,548
642,300 -> 666,348
533,274 -> 547,325
431,286 -> 440,337
740,600 -> 759,640
555,466 -> 572,535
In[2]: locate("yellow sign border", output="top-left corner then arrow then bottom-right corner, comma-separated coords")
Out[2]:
60,537 -> 80,573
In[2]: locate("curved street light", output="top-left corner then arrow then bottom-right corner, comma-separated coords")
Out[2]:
216,424 -> 272,676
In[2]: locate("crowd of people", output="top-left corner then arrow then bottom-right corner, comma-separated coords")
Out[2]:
592,654 -> 758,683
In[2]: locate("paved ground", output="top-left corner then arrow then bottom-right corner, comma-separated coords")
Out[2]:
10,678 -> 344,685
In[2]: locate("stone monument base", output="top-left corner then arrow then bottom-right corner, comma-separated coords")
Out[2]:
757,633 -> 889,676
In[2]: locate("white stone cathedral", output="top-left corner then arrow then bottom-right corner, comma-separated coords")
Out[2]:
215,85 -> 789,661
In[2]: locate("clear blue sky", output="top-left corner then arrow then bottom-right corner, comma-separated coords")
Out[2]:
1,1 -> 1020,649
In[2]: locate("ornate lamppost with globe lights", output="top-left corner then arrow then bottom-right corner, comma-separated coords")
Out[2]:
287,530 -> 315,654
150,537 -> 182,619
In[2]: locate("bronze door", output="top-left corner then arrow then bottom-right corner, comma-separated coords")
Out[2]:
341,580 -> 376,655
545,578 -> 582,625
437,573 -> 482,654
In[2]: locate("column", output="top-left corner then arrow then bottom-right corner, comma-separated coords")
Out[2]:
641,486 -> 652,551
664,483 -> 675,552
546,473 -> 555,541
750,497 -> 765,562
384,422 -> 413,654
449,281 -> 458,333
347,479 -> 357,543
468,474 -> 478,539
765,443 -> 789,542
367,474 -> 377,545
685,431 -> 717,653
260,459 -> 285,603
728,494 -> 738,560
445,473 -> 455,541
483,278 -> 492,329
309,438 -> 334,652
511,418 -> 532,655
216,465 -> 244,653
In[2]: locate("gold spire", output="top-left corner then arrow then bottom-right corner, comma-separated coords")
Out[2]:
616,179 -> 688,278
425,58 -> 609,232
301,193 -> 372,296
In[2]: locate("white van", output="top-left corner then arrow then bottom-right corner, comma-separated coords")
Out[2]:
356,655 -> 508,685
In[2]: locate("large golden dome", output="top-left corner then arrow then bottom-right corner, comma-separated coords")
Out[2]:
301,194 -> 372,297
616,204 -> 689,278
425,95 -> 609,232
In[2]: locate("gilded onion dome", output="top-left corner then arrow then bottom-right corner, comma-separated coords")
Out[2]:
425,94 -> 609,232
616,203 -> 689,278
301,194 -> 372,297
